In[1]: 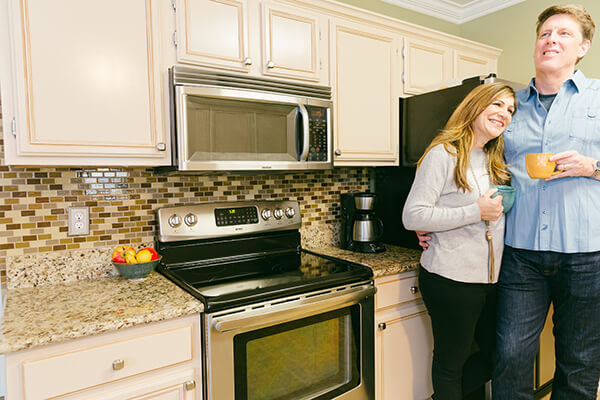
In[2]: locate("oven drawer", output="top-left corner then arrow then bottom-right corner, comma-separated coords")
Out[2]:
22,325 -> 193,399
375,272 -> 422,311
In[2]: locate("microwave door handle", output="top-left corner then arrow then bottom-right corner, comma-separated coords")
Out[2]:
298,104 -> 310,161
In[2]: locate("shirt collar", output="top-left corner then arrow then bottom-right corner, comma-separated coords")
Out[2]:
527,70 -> 587,99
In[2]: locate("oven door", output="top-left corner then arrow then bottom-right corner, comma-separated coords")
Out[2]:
204,282 -> 375,400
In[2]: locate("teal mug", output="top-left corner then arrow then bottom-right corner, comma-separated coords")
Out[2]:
491,185 -> 516,213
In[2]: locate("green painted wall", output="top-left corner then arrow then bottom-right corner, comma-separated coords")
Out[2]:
335,0 -> 461,35
459,0 -> 600,83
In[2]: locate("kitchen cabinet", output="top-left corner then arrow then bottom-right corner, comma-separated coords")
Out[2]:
375,271 -> 434,400
330,18 -> 400,166
5,314 -> 202,400
454,48 -> 497,81
174,0 -> 328,84
0,0 -> 173,166
402,37 -> 453,95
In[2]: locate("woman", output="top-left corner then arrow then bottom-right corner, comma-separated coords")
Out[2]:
402,82 -> 516,400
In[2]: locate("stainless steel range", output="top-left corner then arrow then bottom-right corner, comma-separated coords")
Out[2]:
155,200 -> 375,400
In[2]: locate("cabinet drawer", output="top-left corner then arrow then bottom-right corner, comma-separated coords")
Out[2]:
376,273 -> 422,311
22,325 -> 193,399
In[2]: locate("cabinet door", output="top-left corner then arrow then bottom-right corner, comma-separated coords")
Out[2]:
454,49 -> 496,81
403,37 -> 453,95
376,304 -> 434,400
175,0 -> 251,72
331,19 -> 400,166
261,1 -> 327,83
1,0 -> 170,166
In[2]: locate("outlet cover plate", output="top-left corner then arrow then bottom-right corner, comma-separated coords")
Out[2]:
68,207 -> 89,236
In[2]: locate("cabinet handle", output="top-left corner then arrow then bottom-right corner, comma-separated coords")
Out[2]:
378,322 -> 387,330
112,359 -> 125,371
266,60 -> 275,69
334,149 -> 342,156
184,380 -> 196,391
410,286 -> 419,295
156,142 -> 166,151
243,57 -> 253,66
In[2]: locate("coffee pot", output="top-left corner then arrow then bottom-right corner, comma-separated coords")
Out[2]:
341,192 -> 385,253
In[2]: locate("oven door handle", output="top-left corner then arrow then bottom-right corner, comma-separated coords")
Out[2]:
213,284 -> 376,333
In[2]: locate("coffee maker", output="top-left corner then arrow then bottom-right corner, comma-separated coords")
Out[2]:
340,192 -> 385,253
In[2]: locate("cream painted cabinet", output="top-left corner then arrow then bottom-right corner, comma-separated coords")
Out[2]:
0,0 -> 172,166
375,272 -> 434,400
331,18 -> 400,166
175,0 -> 328,84
5,315 -> 202,400
454,49 -> 497,81
403,37 -> 453,95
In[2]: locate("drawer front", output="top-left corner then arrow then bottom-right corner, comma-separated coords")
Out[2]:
23,325 -> 193,399
376,273 -> 422,311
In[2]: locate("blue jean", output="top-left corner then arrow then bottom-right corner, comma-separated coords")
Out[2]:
492,246 -> 600,399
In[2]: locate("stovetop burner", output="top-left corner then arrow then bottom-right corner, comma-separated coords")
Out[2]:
155,201 -> 372,312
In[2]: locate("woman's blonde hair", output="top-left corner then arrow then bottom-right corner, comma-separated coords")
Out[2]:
418,82 -> 516,191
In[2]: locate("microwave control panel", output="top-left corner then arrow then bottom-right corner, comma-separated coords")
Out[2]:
306,106 -> 329,162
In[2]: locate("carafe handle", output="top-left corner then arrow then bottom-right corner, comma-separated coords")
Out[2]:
375,218 -> 384,240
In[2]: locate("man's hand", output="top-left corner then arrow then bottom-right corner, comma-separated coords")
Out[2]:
416,231 -> 431,250
548,151 -> 595,180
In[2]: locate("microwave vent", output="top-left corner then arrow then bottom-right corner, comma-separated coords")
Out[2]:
171,66 -> 331,100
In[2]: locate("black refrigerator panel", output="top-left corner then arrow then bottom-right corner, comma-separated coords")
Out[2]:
400,76 -> 481,167
374,166 -> 421,250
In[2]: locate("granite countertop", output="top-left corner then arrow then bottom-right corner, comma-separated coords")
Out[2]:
306,244 -> 422,278
0,272 -> 203,354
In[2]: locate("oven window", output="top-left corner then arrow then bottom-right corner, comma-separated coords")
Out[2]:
233,305 -> 361,400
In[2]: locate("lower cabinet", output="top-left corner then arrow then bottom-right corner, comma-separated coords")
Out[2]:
5,314 -> 201,400
375,271 -> 434,400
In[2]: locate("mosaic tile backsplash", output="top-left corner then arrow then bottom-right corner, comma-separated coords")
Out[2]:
0,113 -> 371,288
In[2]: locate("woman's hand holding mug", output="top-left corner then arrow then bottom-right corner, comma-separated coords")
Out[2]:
477,188 -> 503,221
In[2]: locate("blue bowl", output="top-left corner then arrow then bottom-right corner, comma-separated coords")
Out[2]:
491,185 -> 516,213
112,257 -> 160,280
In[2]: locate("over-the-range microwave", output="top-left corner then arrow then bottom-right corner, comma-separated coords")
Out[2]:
156,66 -> 333,174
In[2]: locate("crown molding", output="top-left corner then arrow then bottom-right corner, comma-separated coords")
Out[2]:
380,0 -> 526,24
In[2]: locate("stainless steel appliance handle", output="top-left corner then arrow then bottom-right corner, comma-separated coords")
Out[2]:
213,284 -> 376,333
298,104 -> 310,161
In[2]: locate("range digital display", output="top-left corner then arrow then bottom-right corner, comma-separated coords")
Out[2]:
215,206 -> 259,226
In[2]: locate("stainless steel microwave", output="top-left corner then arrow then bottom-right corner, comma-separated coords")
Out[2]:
161,66 -> 333,173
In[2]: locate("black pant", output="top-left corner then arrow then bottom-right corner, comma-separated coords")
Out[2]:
419,266 -> 496,400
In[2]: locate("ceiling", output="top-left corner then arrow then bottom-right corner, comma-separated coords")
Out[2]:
381,0 -> 526,24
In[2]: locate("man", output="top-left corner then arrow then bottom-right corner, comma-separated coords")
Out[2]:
418,4 -> 600,399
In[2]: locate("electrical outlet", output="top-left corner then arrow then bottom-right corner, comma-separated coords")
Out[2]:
68,207 -> 89,236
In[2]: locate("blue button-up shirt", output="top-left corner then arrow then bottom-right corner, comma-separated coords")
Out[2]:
504,70 -> 600,253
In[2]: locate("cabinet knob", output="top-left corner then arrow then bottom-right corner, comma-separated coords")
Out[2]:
112,359 -> 125,371
378,322 -> 387,330
156,142 -> 166,151
184,380 -> 196,391
266,60 -> 275,69
410,286 -> 419,295
334,149 -> 342,156
243,57 -> 253,66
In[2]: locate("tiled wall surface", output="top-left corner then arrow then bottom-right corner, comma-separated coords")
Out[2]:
0,113 -> 371,287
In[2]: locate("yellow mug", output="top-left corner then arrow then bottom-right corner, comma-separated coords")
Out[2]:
525,153 -> 560,179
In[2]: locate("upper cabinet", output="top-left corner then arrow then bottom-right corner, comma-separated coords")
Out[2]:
0,0 -> 172,166
453,48 -> 497,81
174,0 -> 328,84
403,37 -> 452,95
331,18 -> 400,166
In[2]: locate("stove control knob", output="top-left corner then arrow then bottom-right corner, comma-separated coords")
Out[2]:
273,208 -> 284,220
184,213 -> 197,226
261,209 -> 272,220
284,207 -> 295,218
168,214 -> 181,228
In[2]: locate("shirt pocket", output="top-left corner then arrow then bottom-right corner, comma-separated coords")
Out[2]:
570,107 -> 600,144
502,120 -> 524,160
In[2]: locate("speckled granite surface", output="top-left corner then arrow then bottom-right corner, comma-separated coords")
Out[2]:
0,272 -> 203,354
306,244 -> 422,278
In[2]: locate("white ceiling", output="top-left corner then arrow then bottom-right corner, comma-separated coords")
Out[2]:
380,0 -> 527,24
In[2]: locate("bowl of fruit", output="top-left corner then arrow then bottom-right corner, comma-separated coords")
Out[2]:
111,245 -> 161,280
